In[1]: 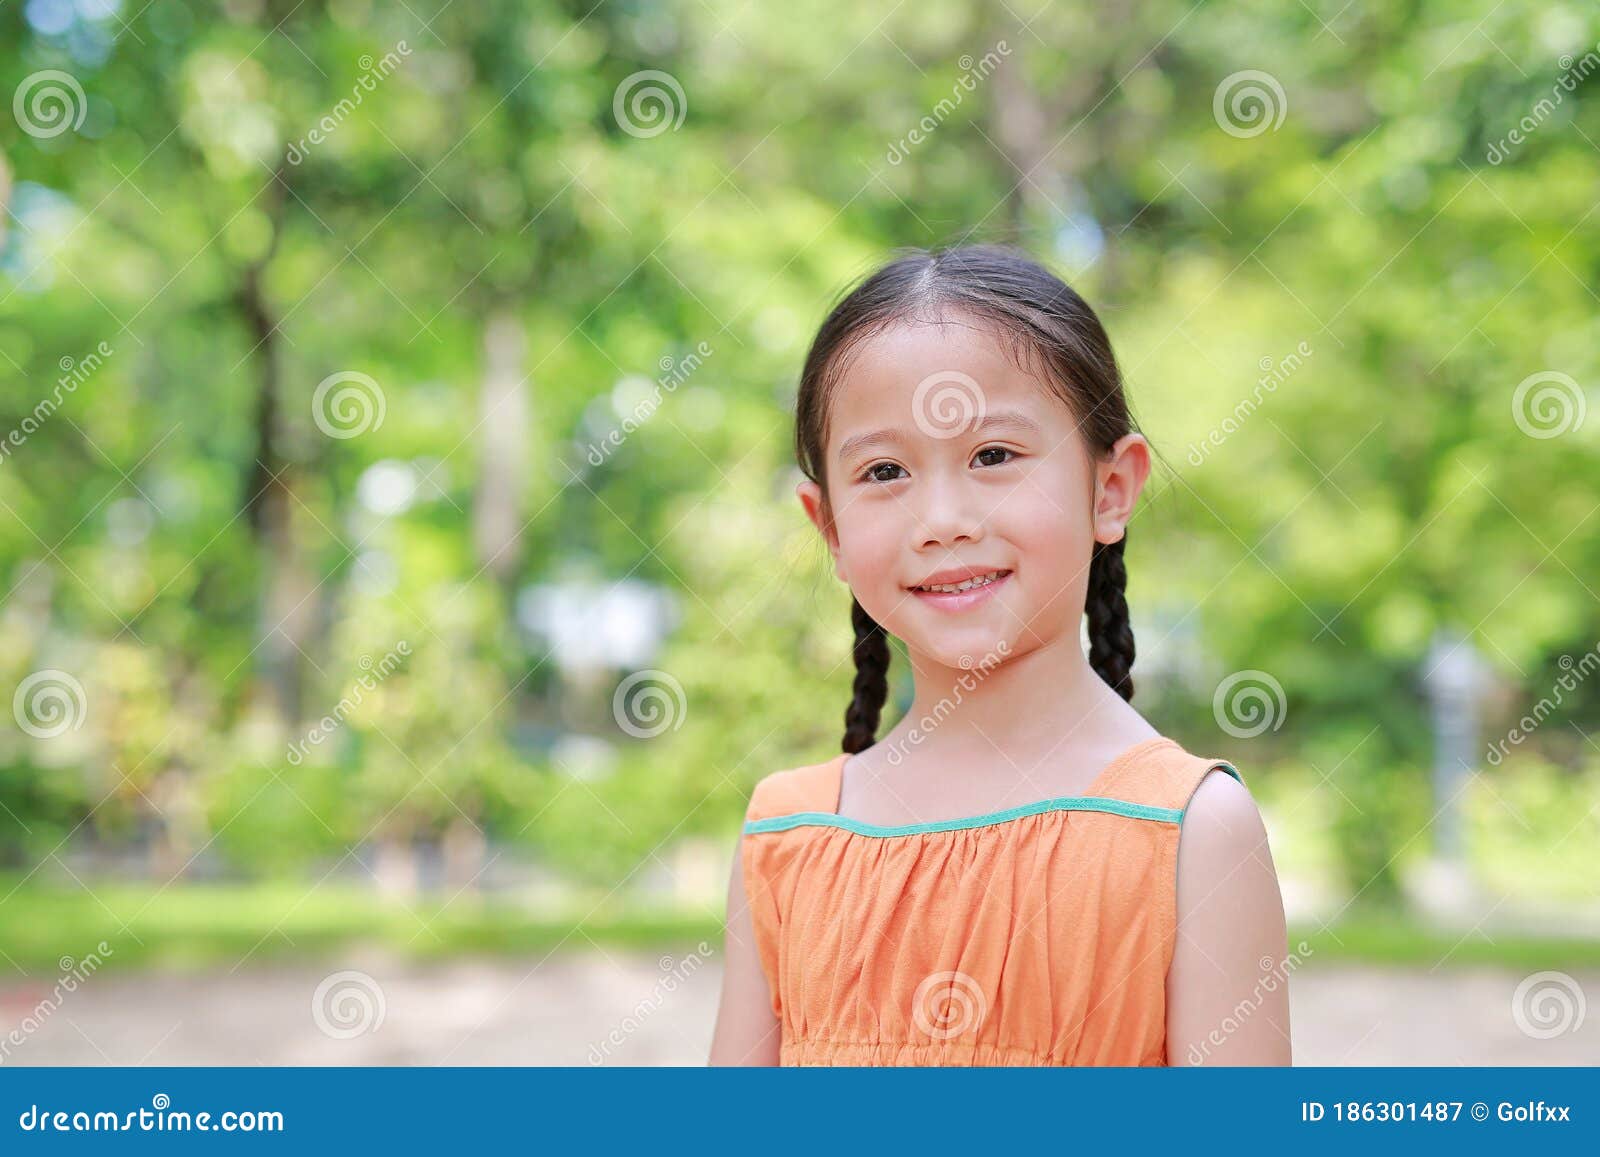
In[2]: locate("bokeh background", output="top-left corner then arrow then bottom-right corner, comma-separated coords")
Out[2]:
1,0 -> 1597,1065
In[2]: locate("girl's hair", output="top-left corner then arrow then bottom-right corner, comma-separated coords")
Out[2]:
794,244 -> 1140,754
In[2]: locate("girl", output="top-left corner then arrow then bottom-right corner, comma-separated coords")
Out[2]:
709,245 -> 1290,1067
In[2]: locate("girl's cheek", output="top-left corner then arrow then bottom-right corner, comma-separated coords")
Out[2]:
837,516 -> 895,575
865,529 -> 902,583
1011,480 -> 1093,544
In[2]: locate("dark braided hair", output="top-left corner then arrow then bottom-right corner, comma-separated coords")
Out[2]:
844,596 -> 891,753
794,244 -> 1142,752
1086,538 -> 1135,701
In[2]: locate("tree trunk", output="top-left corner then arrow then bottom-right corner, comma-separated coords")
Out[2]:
237,163 -> 318,728
473,309 -> 530,594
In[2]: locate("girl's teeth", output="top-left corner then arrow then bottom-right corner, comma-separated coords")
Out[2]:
920,570 -> 1004,593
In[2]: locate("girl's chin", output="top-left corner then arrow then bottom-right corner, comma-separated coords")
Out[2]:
903,633 -> 1017,675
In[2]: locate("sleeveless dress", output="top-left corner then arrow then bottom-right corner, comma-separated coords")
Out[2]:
739,735 -> 1242,1066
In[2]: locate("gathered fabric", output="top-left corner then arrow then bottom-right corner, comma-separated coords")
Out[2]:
740,736 -> 1241,1067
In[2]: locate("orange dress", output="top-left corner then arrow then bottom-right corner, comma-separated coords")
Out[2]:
740,736 -> 1242,1066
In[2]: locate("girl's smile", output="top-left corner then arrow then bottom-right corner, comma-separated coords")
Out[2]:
907,567 -> 1014,613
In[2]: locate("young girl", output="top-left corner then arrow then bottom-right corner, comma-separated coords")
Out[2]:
709,245 -> 1290,1067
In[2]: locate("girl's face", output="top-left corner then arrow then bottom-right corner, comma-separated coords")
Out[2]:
797,316 -> 1149,672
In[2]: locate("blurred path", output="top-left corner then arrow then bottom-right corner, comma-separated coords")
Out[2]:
2,951 -> 1593,1065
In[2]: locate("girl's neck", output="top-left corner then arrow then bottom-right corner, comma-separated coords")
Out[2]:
888,631 -> 1154,771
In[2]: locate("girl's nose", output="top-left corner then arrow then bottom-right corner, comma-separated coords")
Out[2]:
914,480 -> 986,549
921,526 -> 979,550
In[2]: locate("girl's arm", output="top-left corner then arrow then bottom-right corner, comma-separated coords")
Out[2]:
707,840 -> 782,1065
1165,769 -> 1294,1066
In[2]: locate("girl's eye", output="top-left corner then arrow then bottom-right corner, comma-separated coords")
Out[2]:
973,446 -> 1015,468
862,462 -> 907,484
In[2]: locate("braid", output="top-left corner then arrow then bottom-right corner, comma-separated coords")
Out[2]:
1086,535 -> 1136,701
842,595 -> 891,753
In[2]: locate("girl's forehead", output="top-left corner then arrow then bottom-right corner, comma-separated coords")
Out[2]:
839,318 -> 1011,389
826,320 -> 1060,444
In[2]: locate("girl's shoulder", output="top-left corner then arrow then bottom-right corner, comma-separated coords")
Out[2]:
740,737 -> 1245,828
743,752 -> 848,826
1093,735 -> 1246,818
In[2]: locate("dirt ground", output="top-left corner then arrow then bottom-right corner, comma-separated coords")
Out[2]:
1,950 -> 1594,1066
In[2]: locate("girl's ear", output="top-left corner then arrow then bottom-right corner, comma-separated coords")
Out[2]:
1094,432 -> 1152,544
796,479 -> 846,579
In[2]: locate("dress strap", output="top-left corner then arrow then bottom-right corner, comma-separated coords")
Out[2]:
744,754 -> 847,824
1089,737 -> 1244,816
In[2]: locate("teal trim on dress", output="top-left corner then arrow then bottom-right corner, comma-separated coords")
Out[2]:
743,794 -> 1185,838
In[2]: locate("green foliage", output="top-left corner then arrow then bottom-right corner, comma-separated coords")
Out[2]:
0,0 -> 1596,930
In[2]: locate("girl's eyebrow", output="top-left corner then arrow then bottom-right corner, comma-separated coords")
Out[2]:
835,410 -> 1043,463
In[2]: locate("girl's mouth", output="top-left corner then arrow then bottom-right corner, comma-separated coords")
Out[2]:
907,569 -> 1012,612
